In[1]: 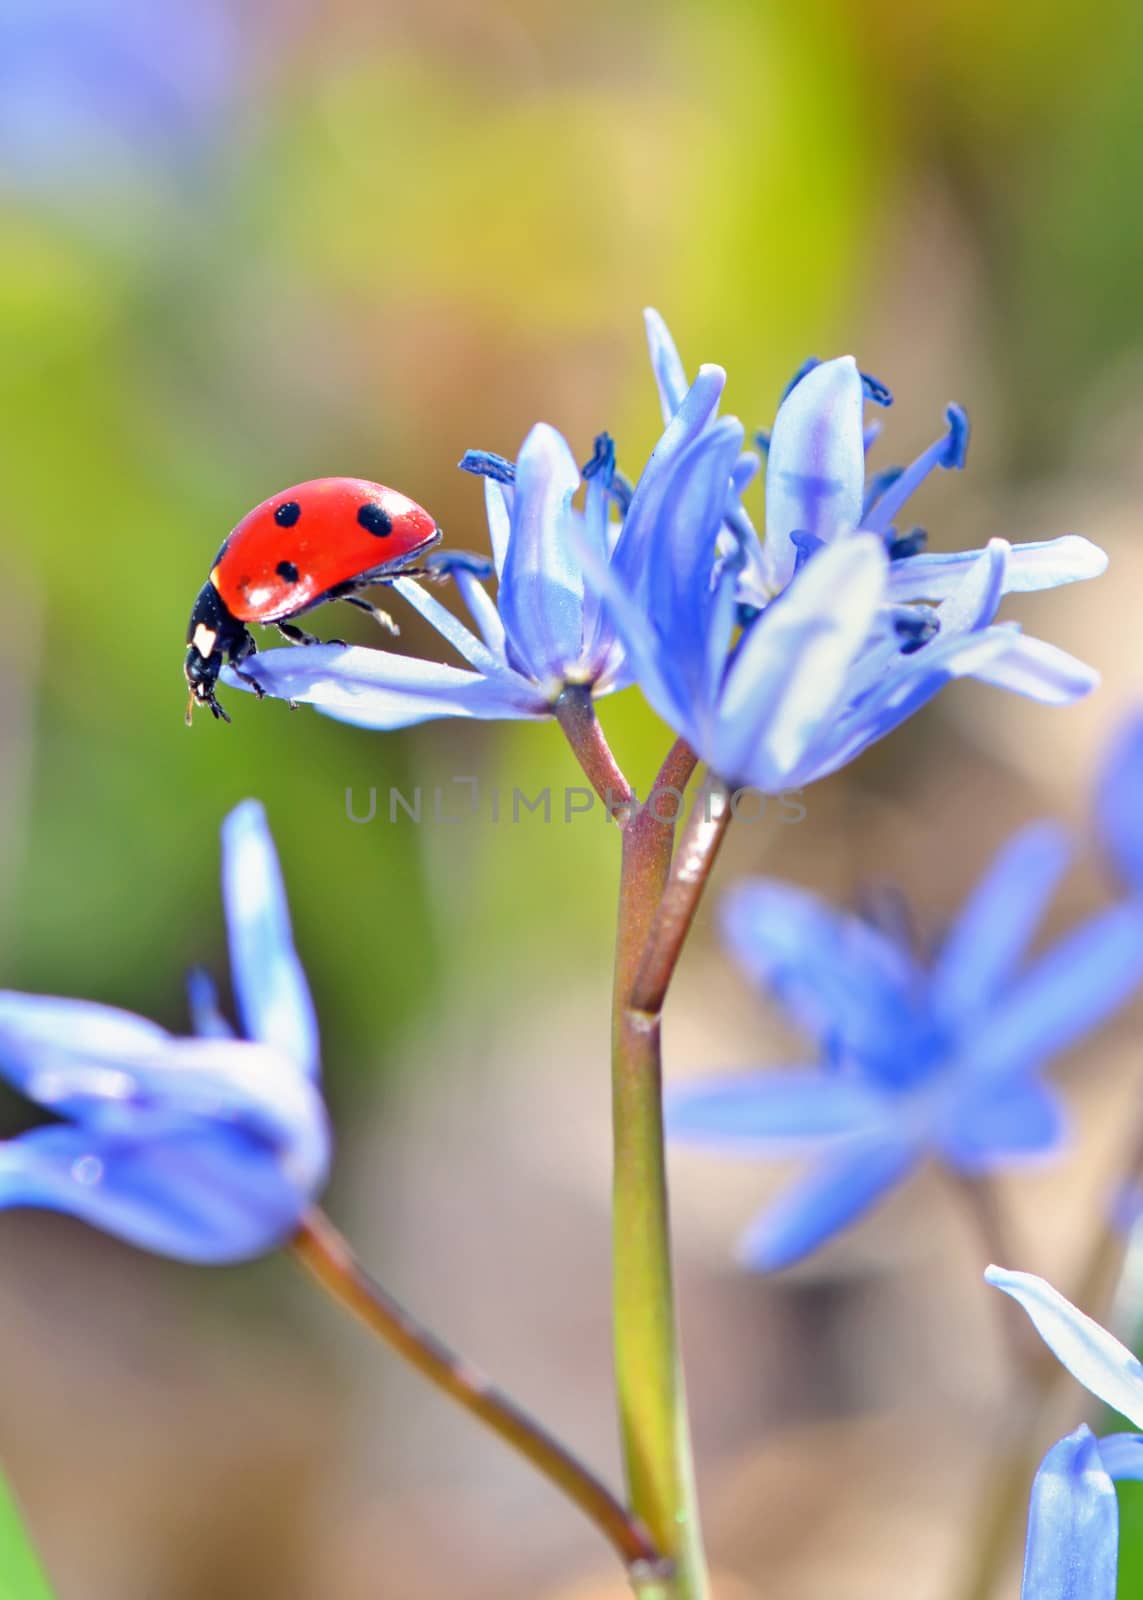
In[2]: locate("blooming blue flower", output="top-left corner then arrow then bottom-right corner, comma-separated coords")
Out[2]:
985,1266 -> 1143,1600
224,363 -> 730,729
0,801 -> 329,1263
666,829 -> 1143,1270
584,316 -> 1108,793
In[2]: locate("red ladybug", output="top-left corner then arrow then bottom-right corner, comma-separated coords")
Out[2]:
185,477 -> 441,722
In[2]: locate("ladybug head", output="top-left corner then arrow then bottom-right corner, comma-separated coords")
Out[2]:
185,581 -> 244,724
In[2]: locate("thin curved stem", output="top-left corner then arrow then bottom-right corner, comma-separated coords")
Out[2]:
293,1209 -> 667,1579
555,685 -> 635,825
630,772 -> 732,1017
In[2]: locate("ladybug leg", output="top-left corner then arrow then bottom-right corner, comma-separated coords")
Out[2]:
228,628 -> 265,699
339,593 -> 400,637
275,619 -> 348,651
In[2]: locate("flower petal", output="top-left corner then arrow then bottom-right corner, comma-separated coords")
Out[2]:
938,1080 -> 1067,1173
0,991 -> 169,1116
644,306 -> 689,422
610,364 -> 727,594
886,536 -> 1109,603
715,533 -> 888,787
221,800 -> 320,1080
1019,1427 -> 1118,1600
721,878 -> 925,1060
497,423 -> 585,683
0,1107 -> 328,1263
737,1137 -> 917,1271
968,635 -> 1099,704
968,903 -> 1143,1085
986,1268 -> 1143,1428
932,823 -> 1073,1018
1097,714 -> 1143,893
665,1070 -> 889,1149
225,645 -> 545,728
762,355 -> 865,591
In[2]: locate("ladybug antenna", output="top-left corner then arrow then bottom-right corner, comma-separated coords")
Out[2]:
185,688 -> 197,727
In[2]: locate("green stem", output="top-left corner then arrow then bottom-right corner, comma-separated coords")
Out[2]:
293,1210 -> 667,1579
611,746 -> 711,1599
558,695 -> 709,1597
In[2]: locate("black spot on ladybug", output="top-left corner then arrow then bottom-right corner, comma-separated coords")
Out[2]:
274,501 -> 302,528
276,560 -> 300,583
357,502 -> 392,537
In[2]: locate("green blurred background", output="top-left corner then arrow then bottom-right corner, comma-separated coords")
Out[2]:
1,1 -> 1143,1596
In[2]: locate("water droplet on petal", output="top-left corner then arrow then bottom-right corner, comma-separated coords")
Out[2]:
71,1155 -> 103,1187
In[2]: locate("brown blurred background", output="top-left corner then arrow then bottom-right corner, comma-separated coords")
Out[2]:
1,0 -> 1142,1594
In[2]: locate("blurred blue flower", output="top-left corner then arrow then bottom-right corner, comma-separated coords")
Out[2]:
667,830 -> 1143,1270
0,801 -> 329,1263
585,318 -> 1107,792
0,0 -> 244,192
227,363 -> 730,728
1097,712 -> 1143,893
986,1267 -> 1143,1600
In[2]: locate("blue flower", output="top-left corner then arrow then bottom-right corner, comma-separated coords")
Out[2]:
584,318 -> 1107,792
666,828 -> 1143,1270
0,801 -> 329,1263
225,364 -> 729,729
985,1267 -> 1143,1599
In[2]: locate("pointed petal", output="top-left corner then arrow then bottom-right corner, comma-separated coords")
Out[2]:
498,423 -> 585,683
221,801 -> 320,1080
666,1070 -> 888,1149
1019,1427 -> 1117,1600
715,534 -> 888,787
938,1080 -> 1067,1173
986,1268 -> 1143,1428
0,991 -> 169,1116
644,306 -> 690,422
738,1138 -> 916,1271
225,645 -> 545,728
610,365 -> 726,593
932,823 -> 1073,1018
1097,715 -> 1143,893
721,878 -> 924,1059
763,356 -> 865,591
0,1104 -> 329,1263
886,536 -> 1109,603
969,903 -> 1143,1084
969,635 -> 1099,704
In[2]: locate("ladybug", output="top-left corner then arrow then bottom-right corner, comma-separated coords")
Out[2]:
185,477 -> 441,722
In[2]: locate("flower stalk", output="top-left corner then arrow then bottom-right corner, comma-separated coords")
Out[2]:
293,1208 -> 667,1579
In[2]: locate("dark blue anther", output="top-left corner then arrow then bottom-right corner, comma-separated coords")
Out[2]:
754,428 -> 771,455
791,529 -> 825,573
939,405 -> 970,470
888,527 -> 928,561
458,449 -> 516,486
894,608 -> 940,654
582,432 -> 616,485
860,371 -> 893,407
